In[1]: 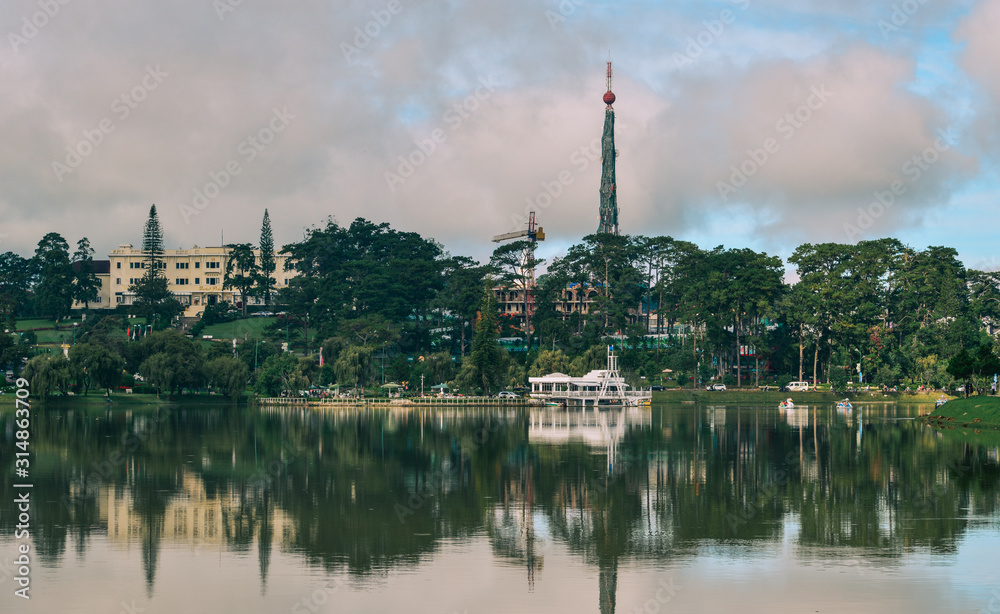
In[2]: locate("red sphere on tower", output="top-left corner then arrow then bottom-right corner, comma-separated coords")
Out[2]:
603,90 -> 616,105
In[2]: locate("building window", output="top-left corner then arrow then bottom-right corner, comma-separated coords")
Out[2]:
195,262 -> 200,269
175,278 -> 189,285
207,278 -> 218,285
116,278 -> 121,285
175,262 -> 189,269
116,262 -> 121,269
206,261 -> 220,269
194,277 -> 200,285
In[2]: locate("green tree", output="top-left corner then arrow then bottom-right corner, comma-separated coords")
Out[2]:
254,353 -> 307,397
204,357 -> 249,398
465,284 -> 506,394
334,345 -> 375,390
80,315 -> 126,356
258,209 -> 276,305
490,240 -> 544,345
337,314 -> 399,348
968,270 -> 1000,336
224,243 -> 259,317
142,204 -> 164,272
281,217 -> 446,339
528,349 -> 572,377
420,351 -> 456,386
130,206 -> 182,326
947,348 -> 975,397
974,344 -> 1000,394
32,232 -> 75,321
23,354 -> 72,396
71,237 -> 100,310
68,342 -> 125,395
0,251 -> 31,326
137,329 -> 204,395
565,234 -> 642,334
433,256 -> 488,355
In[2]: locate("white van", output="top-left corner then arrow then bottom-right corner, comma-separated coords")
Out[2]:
787,381 -> 810,392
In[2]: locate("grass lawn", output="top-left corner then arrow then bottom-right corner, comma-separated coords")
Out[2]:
921,396 -> 1000,427
654,389 -> 951,405
11,316 -> 150,345
199,316 -> 278,341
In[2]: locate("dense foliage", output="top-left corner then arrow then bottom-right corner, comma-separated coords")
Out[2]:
5,215 -> 1000,397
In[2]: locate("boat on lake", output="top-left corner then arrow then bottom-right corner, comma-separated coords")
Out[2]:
935,396 -> 948,408
529,346 -> 652,407
837,399 -> 853,411
779,398 -> 795,409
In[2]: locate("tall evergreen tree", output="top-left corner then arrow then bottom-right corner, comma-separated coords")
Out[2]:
72,237 -> 100,310
258,209 -> 276,305
130,204 -> 181,326
0,251 -> 32,325
142,205 -> 164,272
32,232 -> 75,321
467,282 -> 506,394
224,242 -> 259,317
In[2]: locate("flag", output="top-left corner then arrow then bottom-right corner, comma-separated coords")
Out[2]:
126,325 -> 131,340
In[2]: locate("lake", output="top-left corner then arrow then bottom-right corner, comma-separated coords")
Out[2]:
2,400 -> 999,613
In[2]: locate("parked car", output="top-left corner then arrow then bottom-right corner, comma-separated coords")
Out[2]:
650,385 -> 664,391
706,383 -> 726,391
497,391 -> 519,398
787,381 -> 811,392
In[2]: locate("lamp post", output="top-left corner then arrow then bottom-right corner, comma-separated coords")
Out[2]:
72,322 -> 79,345
421,374 -> 425,397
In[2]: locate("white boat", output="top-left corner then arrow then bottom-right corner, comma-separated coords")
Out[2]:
935,396 -> 947,408
779,398 -> 795,409
837,399 -> 853,410
528,346 -> 652,407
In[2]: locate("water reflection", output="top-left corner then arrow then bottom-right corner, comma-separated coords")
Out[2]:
2,401 -> 1000,611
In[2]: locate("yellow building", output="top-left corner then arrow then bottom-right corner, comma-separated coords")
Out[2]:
107,244 -> 295,317
70,260 -> 113,310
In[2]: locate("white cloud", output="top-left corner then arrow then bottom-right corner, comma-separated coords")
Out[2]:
0,0 -> 987,265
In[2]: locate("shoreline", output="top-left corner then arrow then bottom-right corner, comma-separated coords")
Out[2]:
918,396 -> 1000,429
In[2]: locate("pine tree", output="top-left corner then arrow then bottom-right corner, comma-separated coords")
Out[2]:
258,209 -> 276,305
131,204 -> 180,326
469,282 -> 505,394
72,237 -> 100,309
32,233 -> 75,321
142,204 -> 164,273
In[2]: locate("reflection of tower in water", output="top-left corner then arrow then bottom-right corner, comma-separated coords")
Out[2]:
527,405 -> 651,614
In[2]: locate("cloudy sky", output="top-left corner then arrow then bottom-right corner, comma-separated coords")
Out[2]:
2,0 -> 999,270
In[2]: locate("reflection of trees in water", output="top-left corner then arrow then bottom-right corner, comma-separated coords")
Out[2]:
4,403 -> 1000,600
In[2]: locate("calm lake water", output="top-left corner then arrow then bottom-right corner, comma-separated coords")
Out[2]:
2,400 -> 1000,613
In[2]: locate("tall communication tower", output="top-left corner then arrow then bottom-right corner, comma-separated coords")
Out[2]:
598,59 -> 619,236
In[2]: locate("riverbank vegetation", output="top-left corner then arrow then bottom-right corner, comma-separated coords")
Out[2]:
920,397 -> 1000,428
4,214 -> 1000,399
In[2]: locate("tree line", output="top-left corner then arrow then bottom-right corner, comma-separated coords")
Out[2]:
5,211 -> 1000,397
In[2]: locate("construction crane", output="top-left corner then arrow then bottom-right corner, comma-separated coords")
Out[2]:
490,212 -> 545,342
491,211 -> 545,243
